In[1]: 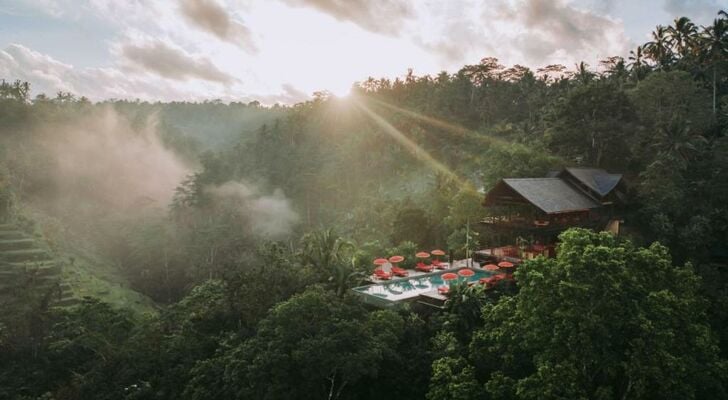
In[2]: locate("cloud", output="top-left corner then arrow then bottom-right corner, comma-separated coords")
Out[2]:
0,43 -> 234,101
179,0 -> 258,53
0,43 -> 302,104
663,0 -> 724,23
411,2 -> 494,66
280,0 -> 414,35
253,83 -> 310,105
508,0 -> 631,63
119,39 -> 237,84
417,0 -> 631,67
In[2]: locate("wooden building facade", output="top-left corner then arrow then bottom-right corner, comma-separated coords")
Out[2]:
480,168 -> 626,257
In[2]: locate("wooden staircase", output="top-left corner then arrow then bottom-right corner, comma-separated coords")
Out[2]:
0,223 -> 76,308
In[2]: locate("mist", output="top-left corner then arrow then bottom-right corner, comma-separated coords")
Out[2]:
33,107 -> 192,212
206,181 -> 299,239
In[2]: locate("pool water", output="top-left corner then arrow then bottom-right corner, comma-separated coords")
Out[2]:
353,268 -> 493,302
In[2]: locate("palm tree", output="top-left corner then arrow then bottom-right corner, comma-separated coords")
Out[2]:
668,17 -> 698,59
300,229 -> 361,297
570,61 -> 595,84
645,25 -> 674,68
628,45 -> 649,80
652,120 -> 707,164
699,16 -> 727,114
599,56 -> 628,82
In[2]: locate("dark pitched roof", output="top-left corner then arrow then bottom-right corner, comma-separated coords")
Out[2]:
563,168 -> 622,197
501,178 -> 601,214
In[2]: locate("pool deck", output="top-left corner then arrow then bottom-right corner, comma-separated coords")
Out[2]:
420,291 -> 447,302
354,258 -> 490,309
366,258 -> 480,284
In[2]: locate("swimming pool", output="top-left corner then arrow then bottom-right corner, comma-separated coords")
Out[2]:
352,268 -> 493,303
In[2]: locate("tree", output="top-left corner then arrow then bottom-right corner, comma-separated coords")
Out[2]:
645,25 -> 674,68
545,81 -> 637,168
569,61 -> 595,84
300,229 -> 361,296
471,229 -> 727,399
1,299 -> 135,399
699,16 -> 728,114
0,79 -> 30,101
428,356 -> 481,400
217,288 -> 405,400
599,56 -> 628,83
445,188 -> 484,232
391,202 -> 433,247
628,45 -> 649,80
668,17 -> 698,59
629,71 -> 713,169
630,70 -> 713,132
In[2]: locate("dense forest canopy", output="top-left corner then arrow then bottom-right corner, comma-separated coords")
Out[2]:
1,10 -> 728,400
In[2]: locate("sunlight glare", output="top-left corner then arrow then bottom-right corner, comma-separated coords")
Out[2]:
329,85 -> 351,98
354,99 -> 477,193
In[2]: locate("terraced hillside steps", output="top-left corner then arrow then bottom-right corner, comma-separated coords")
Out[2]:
0,229 -> 24,240
0,238 -> 36,251
0,223 -> 76,307
1,248 -> 51,262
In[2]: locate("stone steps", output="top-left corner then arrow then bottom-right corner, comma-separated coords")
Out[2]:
0,238 -> 36,251
0,223 -> 76,308
0,248 -> 51,263
7,260 -> 57,268
3,261 -> 62,274
0,267 -> 24,277
0,230 -> 24,240
53,297 -> 80,307
32,264 -> 62,276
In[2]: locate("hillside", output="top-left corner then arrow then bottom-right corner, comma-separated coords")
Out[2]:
0,216 -> 155,315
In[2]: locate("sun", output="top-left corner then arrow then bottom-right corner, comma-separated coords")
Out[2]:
329,84 -> 351,98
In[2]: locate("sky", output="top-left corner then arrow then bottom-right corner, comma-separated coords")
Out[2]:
0,0 -> 725,104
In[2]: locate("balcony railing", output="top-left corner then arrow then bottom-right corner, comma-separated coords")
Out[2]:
480,215 -> 601,230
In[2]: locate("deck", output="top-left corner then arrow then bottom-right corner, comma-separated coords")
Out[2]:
365,258 -> 478,284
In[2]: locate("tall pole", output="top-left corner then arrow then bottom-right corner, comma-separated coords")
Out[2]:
466,218 -> 470,267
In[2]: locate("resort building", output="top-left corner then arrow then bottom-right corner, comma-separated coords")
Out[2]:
479,167 -> 626,260
352,168 -> 626,311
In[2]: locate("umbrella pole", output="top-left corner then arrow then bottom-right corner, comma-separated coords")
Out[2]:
466,218 -> 470,267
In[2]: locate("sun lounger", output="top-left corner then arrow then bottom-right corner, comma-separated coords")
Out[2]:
434,262 -> 448,270
391,266 -> 409,277
373,269 -> 391,280
415,262 -> 434,272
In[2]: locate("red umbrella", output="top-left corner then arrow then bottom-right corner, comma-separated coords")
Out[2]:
373,258 -> 388,266
415,252 -> 430,259
498,261 -> 514,269
429,249 -> 445,267
483,264 -> 499,271
458,268 -> 475,277
389,255 -> 404,264
441,272 -> 458,281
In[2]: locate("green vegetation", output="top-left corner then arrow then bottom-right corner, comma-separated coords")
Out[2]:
1,11 -> 728,400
